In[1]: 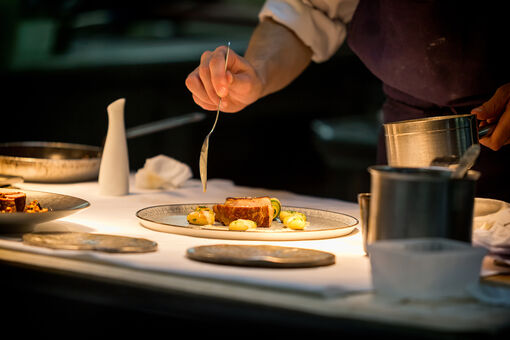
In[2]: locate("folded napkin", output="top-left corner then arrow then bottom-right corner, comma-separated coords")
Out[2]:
135,154 -> 192,189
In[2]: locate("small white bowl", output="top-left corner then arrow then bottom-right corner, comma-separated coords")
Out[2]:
367,238 -> 487,300
474,197 -> 508,218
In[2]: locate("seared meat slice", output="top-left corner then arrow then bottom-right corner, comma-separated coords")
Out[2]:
213,197 -> 274,227
0,192 -> 26,212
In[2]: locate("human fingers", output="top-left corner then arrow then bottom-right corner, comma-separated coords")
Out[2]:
472,83 -> 510,121
186,68 -> 233,111
479,105 -> 510,151
209,45 -> 232,98
185,67 -> 216,109
192,94 -> 218,111
198,50 -> 222,106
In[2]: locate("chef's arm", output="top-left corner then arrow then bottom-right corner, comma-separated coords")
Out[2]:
244,18 -> 313,98
184,18 -> 313,113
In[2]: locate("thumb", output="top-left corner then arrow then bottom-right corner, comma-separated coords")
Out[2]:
226,70 -> 234,85
472,84 -> 510,120
216,71 -> 234,98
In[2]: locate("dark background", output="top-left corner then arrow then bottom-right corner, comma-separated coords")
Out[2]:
0,0 -> 384,202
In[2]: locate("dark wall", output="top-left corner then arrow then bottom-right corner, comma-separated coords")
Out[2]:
2,49 -> 383,202
1,2 -> 384,202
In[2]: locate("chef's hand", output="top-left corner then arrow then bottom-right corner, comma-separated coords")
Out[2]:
185,45 -> 264,113
471,83 -> 510,151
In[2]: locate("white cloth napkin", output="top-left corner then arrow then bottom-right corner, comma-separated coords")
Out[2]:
135,154 -> 192,189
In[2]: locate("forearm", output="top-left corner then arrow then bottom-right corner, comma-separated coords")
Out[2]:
244,18 -> 313,98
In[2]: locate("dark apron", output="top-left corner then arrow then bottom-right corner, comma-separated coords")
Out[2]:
347,0 -> 510,202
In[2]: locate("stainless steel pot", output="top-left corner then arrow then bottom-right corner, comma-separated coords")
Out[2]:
384,113 -> 493,167
359,165 -> 480,253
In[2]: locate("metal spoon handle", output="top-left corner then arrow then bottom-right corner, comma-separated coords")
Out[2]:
451,144 -> 481,179
478,123 -> 496,138
199,41 -> 231,192
208,42 -> 230,134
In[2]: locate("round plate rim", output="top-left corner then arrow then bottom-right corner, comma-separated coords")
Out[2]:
135,203 -> 358,241
0,188 -> 90,227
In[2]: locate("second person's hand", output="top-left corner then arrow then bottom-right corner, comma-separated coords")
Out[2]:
185,45 -> 264,113
471,83 -> 510,151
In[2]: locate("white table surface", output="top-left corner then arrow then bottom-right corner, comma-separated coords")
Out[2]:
1,176 -> 510,334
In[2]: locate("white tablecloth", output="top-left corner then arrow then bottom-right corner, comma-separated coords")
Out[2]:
0,177 -> 371,298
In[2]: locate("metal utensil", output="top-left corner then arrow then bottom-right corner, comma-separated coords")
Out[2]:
451,143 -> 481,179
126,112 -> 205,139
200,41 -> 230,192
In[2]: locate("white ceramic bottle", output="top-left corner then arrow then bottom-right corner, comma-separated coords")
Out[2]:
98,98 -> 130,195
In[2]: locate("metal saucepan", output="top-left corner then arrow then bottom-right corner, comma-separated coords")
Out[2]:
0,112 -> 205,183
384,113 -> 494,167
358,165 -> 480,253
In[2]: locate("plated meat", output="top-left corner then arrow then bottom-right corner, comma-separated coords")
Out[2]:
0,192 -> 26,213
213,197 -> 274,227
0,191 -> 48,213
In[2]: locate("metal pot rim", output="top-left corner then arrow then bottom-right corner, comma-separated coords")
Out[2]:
0,141 -> 102,161
0,141 -> 102,183
384,113 -> 475,135
368,165 -> 480,181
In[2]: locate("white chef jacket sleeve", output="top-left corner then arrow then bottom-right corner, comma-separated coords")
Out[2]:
258,0 -> 358,63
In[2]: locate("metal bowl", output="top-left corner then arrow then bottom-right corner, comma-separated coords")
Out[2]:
0,141 -> 101,183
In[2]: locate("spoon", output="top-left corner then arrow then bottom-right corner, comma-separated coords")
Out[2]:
451,143 -> 481,179
199,41 -> 230,192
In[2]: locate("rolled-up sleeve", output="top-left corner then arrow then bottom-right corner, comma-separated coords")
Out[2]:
258,0 -> 358,62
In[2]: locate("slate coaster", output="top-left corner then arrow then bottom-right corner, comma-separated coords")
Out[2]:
23,232 -> 157,253
186,244 -> 335,268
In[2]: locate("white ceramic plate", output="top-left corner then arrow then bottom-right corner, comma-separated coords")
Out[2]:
0,188 -> 90,233
136,203 -> 358,241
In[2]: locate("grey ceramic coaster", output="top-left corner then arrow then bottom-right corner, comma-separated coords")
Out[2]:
23,232 -> 157,253
186,244 -> 335,268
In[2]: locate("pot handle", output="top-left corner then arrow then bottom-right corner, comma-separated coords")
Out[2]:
478,123 -> 496,138
357,193 -> 371,254
126,112 -> 206,139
